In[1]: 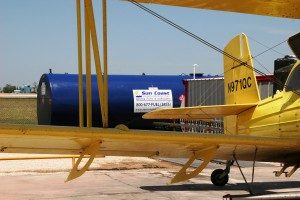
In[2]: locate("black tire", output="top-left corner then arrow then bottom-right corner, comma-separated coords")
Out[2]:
211,169 -> 229,186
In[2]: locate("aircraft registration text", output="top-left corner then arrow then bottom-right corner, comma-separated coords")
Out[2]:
227,77 -> 252,93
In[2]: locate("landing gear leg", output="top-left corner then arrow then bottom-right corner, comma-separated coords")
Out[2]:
210,160 -> 234,186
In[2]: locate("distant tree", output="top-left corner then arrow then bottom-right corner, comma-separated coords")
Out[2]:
3,84 -> 16,93
32,82 -> 38,93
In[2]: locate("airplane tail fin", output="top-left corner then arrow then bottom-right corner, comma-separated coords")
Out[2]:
223,33 -> 260,134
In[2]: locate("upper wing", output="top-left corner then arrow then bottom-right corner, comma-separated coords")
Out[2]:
132,0 -> 300,19
143,104 -> 257,120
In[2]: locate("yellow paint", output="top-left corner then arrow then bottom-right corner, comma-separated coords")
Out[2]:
141,33 -> 300,183
84,2 -> 92,127
0,121 -> 299,181
85,0 -> 108,128
144,34 -> 300,141
223,34 -> 260,105
170,146 -> 217,184
223,34 -> 260,135
239,60 -> 300,138
66,141 -> 101,182
0,155 -> 103,161
133,0 -> 300,19
0,123 -> 299,152
102,0 -> 109,128
76,0 -> 84,127
143,103 -> 257,120
1,1 -> 300,184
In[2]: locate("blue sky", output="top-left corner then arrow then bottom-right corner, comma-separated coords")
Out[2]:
0,0 -> 299,86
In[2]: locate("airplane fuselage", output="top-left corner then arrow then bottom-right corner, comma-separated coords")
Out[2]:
238,61 -> 300,138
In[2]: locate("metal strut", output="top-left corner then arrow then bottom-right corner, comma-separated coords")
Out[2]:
274,164 -> 299,177
287,165 -> 299,177
222,160 -> 234,179
66,141 -> 101,182
170,146 -> 218,184
274,164 -> 289,177
233,153 -> 253,195
251,147 -> 257,183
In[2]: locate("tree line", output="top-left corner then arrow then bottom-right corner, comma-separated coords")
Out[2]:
0,83 -> 37,93
1,84 -> 16,93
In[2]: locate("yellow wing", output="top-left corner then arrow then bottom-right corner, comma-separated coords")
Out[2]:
133,0 -> 300,19
1,124 -> 300,182
0,124 -> 299,161
143,104 -> 257,120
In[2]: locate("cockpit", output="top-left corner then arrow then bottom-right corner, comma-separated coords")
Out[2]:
285,64 -> 300,91
283,32 -> 300,92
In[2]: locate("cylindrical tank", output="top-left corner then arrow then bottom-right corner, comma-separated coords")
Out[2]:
37,74 -> 188,129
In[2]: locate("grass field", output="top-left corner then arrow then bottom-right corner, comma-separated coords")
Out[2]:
0,96 -> 37,124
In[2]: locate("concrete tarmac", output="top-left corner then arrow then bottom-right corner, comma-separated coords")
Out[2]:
0,155 -> 299,200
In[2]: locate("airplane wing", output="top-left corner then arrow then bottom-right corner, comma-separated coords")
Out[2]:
143,103 -> 257,120
132,0 -> 300,19
0,123 -> 299,161
1,124 -> 300,182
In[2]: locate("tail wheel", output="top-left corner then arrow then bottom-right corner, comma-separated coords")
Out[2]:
211,169 -> 229,186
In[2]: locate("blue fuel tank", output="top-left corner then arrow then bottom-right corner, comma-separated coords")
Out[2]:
37,74 -> 188,129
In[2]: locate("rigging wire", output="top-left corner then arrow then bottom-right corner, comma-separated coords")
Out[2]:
128,0 -> 300,135
252,40 -> 287,59
248,35 -> 286,57
128,0 -> 300,96
129,0 -> 268,74
252,57 -> 272,75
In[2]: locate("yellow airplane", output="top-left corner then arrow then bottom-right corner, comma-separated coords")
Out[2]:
0,0 -> 299,192
144,32 -> 300,185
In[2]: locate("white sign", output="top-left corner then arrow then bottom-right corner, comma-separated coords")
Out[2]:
41,82 -> 46,95
133,88 -> 173,113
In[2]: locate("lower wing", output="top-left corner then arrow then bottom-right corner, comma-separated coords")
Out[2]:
1,124 -> 300,182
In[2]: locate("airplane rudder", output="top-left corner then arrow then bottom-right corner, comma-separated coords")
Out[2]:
223,33 -> 260,105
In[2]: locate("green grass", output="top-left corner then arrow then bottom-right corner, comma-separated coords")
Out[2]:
0,98 -> 37,124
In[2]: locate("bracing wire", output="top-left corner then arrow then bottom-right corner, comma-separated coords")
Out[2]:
248,35 -> 286,57
128,0 -> 300,97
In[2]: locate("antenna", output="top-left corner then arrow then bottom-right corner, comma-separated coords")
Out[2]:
193,64 -> 199,79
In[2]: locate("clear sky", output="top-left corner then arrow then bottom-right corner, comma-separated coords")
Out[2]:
0,0 -> 299,87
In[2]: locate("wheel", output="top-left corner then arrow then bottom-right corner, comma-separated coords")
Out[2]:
211,169 -> 229,186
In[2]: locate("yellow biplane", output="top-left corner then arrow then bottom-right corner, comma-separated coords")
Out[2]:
0,0 -> 299,192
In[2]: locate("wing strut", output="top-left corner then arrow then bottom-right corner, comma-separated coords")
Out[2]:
233,153 -> 254,195
274,164 -> 299,178
66,141 -> 101,182
76,0 -> 109,128
170,146 -> 218,184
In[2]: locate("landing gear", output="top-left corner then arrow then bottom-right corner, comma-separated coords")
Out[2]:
210,160 -> 234,186
211,169 -> 229,186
